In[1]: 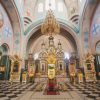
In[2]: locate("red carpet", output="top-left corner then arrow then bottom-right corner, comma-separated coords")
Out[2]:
43,84 -> 60,95
46,91 -> 59,95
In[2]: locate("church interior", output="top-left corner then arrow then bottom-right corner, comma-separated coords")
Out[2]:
0,0 -> 100,100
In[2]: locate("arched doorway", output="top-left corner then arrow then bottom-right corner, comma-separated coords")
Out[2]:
0,43 -> 9,55
94,41 -> 100,80
0,43 -> 11,80
96,41 -> 100,54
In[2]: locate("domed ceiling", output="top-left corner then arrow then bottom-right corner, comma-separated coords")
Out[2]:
18,0 -> 85,30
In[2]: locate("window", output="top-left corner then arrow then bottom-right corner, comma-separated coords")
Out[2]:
45,0 -> 55,10
34,53 -> 39,60
58,2 -> 63,12
19,0 -> 22,4
38,3 -> 43,12
96,42 -> 100,54
64,52 -> 69,59
80,0 -> 82,2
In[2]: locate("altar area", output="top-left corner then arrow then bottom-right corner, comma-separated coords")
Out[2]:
25,34 -> 67,95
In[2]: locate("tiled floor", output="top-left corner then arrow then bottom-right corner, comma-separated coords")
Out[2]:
0,80 -> 100,100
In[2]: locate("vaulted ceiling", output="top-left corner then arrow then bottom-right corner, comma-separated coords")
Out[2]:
18,0 -> 85,30
0,0 -> 100,57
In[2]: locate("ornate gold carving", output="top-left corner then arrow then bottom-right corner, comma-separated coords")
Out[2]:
9,55 -> 21,82
47,53 -> 56,64
41,10 -> 60,36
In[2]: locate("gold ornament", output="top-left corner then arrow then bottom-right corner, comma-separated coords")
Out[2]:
41,10 -> 60,36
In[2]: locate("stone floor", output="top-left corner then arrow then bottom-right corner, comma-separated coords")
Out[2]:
0,80 -> 100,100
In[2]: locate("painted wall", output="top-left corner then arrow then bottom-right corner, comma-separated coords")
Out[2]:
23,0 -> 72,30
81,0 -> 98,54
0,4 -> 13,55
90,2 -> 100,53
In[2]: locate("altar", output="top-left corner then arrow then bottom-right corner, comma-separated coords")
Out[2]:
38,36 -> 66,76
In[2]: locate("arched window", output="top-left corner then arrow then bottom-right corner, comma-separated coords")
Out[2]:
45,0 -> 55,10
38,3 -> 43,12
1,43 -> 9,55
80,0 -> 82,2
58,2 -> 63,12
19,0 -> 22,4
34,53 -> 39,60
64,52 -> 70,59
96,42 -> 100,54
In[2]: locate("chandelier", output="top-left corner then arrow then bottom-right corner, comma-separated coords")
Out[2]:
41,10 -> 60,36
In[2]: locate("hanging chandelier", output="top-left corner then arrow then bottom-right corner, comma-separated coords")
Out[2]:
41,10 -> 60,36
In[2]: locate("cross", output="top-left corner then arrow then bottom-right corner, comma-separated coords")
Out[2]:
92,24 -> 99,35
5,27 -> 11,37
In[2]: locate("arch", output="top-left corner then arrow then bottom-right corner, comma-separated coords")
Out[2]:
0,0 -> 22,55
95,41 -> 100,54
80,0 -> 99,54
79,0 -> 91,53
0,43 -> 11,80
24,18 -> 79,36
0,43 -> 10,55
24,19 -> 81,63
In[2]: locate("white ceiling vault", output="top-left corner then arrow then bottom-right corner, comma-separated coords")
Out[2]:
18,0 -> 85,30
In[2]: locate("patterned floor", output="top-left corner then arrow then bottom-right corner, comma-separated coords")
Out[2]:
0,81 -> 37,100
66,82 -> 100,100
0,81 -> 100,100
